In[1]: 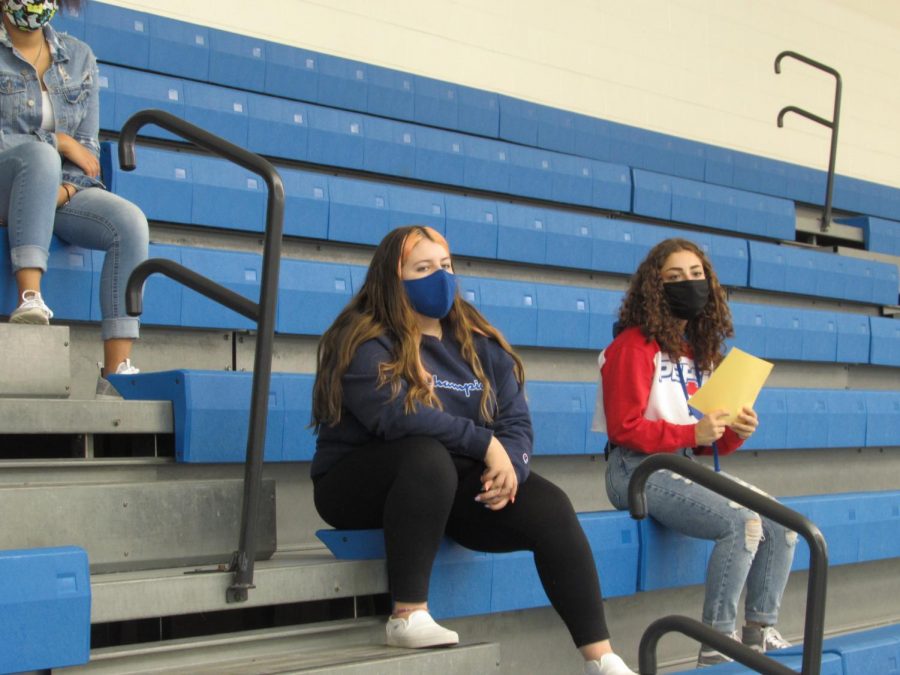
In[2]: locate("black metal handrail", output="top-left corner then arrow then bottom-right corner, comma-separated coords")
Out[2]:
119,109 -> 285,603
628,454 -> 828,675
774,50 -> 842,234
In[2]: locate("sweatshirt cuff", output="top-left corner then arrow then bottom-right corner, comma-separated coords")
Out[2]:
466,426 -> 493,461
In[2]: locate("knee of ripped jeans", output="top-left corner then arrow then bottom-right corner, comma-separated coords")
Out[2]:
730,502 -> 763,554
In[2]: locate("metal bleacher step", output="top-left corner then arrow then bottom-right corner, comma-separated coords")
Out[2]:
90,550 -> 388,624
0,398 -> 173,434
60,619 -> 500,674
0,323 -> 71,398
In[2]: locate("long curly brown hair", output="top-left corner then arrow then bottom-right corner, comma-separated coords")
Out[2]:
313,225 -> 525,429
617,238 -> 732,371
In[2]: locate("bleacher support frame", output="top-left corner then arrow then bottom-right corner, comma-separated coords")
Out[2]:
628,454 -> 828,675
118,108 -> 285,604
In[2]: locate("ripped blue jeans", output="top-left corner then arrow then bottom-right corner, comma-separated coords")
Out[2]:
606,445 -> 796,634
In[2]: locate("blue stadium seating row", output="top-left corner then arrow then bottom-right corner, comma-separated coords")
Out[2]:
838,216 -> 900,257
2,238 -> 898,365
316,511 -> 639,618
107,369 -> 900,462
56,2 -> 900,224
95,62 -> 804,242
96,66 -> 632,214
314,490 -> 900,621
101,141 -> 899,306
632,169 -> 796,240
748,241 -> 898,306
0,547 -> 90,674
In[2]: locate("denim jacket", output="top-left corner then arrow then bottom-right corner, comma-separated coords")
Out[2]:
0,21 -> 103,190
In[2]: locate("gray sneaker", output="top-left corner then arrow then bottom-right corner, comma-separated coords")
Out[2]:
9,290 -> 53,325
96,359 -> 140,399
697,631 -> 738,668
743,625 -> 792,653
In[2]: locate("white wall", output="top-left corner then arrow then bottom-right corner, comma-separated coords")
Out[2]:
101,0 -> 900,189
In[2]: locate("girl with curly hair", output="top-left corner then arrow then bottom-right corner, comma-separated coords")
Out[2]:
312,225 -> 636,675
593,238 -> 796,668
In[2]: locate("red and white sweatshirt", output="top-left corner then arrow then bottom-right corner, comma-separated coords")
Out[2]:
592,326 -> 743,456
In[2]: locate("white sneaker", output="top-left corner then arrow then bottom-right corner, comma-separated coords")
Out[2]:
743,625 -> 792,652
584,653 -> 638,675
96,359 -> 140,399
9,290 -> 53,325
385,610 -> 459,649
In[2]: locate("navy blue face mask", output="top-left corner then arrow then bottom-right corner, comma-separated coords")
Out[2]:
403,268 -> 457,319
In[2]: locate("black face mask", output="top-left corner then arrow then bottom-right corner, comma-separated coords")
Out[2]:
663,279 -> 709,320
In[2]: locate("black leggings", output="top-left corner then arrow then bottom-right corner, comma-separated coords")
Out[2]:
313,436 -> 609,646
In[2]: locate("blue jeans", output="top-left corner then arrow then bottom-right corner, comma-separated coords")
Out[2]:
605,445 -> 796,634
1,142 -> 148,340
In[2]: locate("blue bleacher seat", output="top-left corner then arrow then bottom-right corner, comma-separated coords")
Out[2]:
96,63 -> 116,132
704,183 -> 739,232
801,310 -> 838,362
457,85 -> 499,137
110,370 -> 284,462
865,391 -> 900,447
592,218 -> 638,276
638,516 -> 710,591
477,277 -> 538,346
0,547 -> 90,674
740,388 -> 787,451
550,154 -> 595,207
85,2 -> 150,69
575,115 -> 611,163
327,176 -> 391,246
528,381 -> 588,455
389,185 -> 445,233
208,29 -> 266,91
363,117 -> 416,178
498,95 -> 539,146
632,169 -> 672,220
107,66 -> 185,141
277,260 -> 352,336
178,248 -> 260,330
706,233 -> 749,287
317,54 -> 368,111
101,142 -> 193,225
583,383 -> 608,453
704,146 -> 734,187
869,317 -> 900,367
728,303 -> 768,358
246,93 -> 309,162
508,145 -> 554,202
826,391 -> 868,448
281,168 -> 329,240
671,177 -> 706,227
835,312 -> 871,364
462,136 -> 511,193
414,128 -> 466,186
281,375 -> 317,462
263,41 -> 318,102
182,81 -> 249,148
536,104 -> 578,156
414,75 -> 458,130
785,390 -> 829,449
696,651 -> 843,674
53,1 -> 84,39
443,194 -> 499,259
148,14 -> 210,81
587,289 -> 622,349
190,156 -> 266,232
536,284 -> 590,349
496,203 -> 548,265
545,212 -> 594,270
366,65 -> 415,121
840,216 -> 900,256
748,241 -> 788,293
307,106 -> 365,169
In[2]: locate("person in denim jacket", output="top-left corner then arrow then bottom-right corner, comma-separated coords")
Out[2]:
1,0 -> 148,396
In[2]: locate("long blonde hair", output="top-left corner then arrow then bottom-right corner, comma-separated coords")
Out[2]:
313,225 -> 525,428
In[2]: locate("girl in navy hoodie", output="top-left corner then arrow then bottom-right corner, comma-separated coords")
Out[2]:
312,225 -> 635,675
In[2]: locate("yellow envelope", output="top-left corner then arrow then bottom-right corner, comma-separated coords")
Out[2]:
688,347 -> 774,424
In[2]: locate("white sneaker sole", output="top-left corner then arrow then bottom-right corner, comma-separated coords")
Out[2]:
9,309 -> 50,325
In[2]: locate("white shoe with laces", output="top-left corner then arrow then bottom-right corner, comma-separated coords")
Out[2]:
584,653 -> 638,675
385,610 -> 459,649
9,290 -> 53,325
95,358 -> 140,399
743,624 -> 792,652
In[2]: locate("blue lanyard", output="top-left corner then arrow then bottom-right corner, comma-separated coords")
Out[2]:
675,360 -> 721,472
